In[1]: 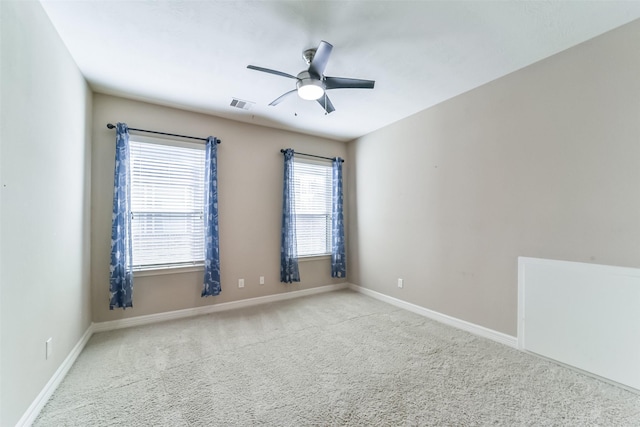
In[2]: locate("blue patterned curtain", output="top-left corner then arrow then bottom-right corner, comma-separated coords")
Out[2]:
331,158 -> 346,278
109,123 -> 134,309
281,149 -> 300,283
202,137 -> 221,296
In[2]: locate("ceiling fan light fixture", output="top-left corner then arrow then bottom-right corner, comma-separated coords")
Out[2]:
297,78 -> 325,100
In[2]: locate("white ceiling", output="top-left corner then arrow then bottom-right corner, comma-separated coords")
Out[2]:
40,1 -> 640,142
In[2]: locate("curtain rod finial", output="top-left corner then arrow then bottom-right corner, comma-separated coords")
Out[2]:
106,123 -> 115,129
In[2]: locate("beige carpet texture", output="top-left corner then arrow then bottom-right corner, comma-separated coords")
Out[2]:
34,290 -> 640,426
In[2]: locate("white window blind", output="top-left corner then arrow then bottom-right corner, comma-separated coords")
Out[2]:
129,139 -> 205,269
293,159 -> 333,257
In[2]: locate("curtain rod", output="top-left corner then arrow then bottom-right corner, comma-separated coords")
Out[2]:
280,149 -> 344,163
106,123 -> 221,144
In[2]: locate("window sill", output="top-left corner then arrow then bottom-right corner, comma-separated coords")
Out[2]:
133,264 -> 204,277
298,254 -> 331,262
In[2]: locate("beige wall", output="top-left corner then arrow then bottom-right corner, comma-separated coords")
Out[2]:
347,19 -> 640,337
0,1 -> 93,425
92,94 -> 347,322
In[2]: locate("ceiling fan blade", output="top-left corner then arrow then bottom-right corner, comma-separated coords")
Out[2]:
308,40 -> 333,78
316,93 -> 335,114
269,89 -> 298,106
325,76 -> 375,90
247,65 -> 297,80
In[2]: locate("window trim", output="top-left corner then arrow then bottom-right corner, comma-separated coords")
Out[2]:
292,157 -> 333,258
129,134 -> 206,271
298,254 -> 331,262
131,134 -> 205,151
133,263 -> 204,277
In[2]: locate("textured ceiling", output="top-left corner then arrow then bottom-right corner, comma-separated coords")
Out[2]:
40,1 -> 640,141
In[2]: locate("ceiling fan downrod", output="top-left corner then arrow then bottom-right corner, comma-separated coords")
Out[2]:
302,48 -> 316,65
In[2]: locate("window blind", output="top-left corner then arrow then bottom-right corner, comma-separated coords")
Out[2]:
129,139 -> 205,269
293,159 -> 333,257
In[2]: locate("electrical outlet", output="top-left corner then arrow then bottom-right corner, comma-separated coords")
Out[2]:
259,276 -> 265,285
397,278 -> 403,288
238,278 -> 245,288
45,338 -> 53,360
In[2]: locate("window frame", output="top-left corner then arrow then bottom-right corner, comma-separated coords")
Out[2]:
292,157 -> 334,258
128,135 -> 206,274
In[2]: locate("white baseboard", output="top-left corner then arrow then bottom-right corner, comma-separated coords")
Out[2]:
16,324 -> 95,427
349,283 -> 517,348
93,282 -> 349,332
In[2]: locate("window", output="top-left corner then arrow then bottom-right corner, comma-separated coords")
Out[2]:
129,138 -> 205,269
292,159 -> 333,257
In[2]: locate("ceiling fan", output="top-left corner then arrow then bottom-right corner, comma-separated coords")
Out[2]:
247,40 -> 375,114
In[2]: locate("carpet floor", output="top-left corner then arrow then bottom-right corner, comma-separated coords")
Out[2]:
34,289 -> 640,426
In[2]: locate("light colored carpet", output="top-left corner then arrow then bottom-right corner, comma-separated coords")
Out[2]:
34,289 -> 640,426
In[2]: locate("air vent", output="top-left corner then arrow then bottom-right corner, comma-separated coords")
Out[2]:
230,98 -> 254,110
